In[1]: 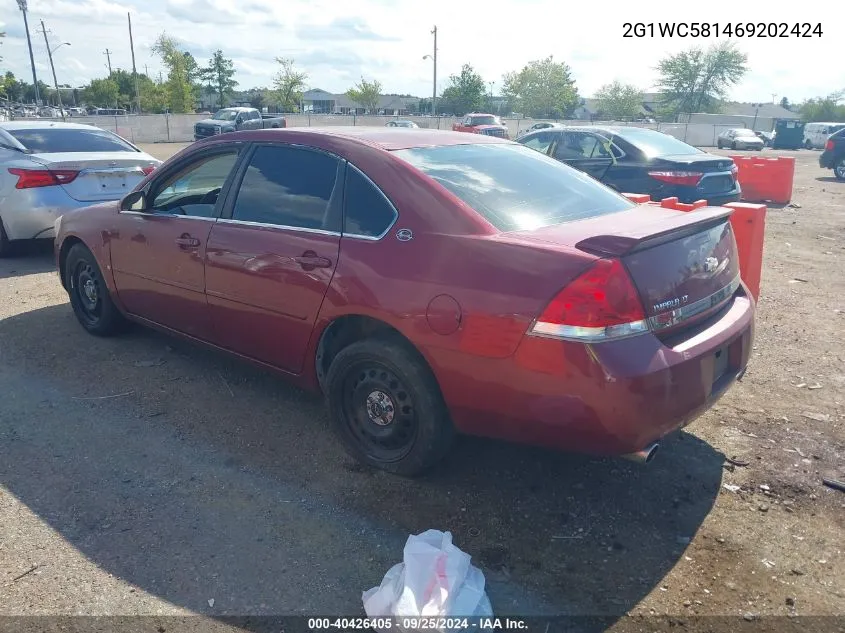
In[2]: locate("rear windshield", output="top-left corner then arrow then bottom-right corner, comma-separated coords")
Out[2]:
614,127 -> 702,157
7,127 -> 138,153
393,143 -> 634,232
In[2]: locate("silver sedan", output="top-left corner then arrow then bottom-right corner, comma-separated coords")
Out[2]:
0,121 -> 160,256
717,128 -> 765,151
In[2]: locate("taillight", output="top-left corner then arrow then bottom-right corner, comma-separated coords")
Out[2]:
826,140 -> 834,151
141,165 -> 156,175
648,170 -> 703,186
8,168 -> 80,189
530,258 -> 648,342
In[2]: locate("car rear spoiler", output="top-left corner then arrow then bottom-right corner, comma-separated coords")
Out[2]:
575,206 -> 734,258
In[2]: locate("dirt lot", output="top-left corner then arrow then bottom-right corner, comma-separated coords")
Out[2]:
0,144 -> 843,630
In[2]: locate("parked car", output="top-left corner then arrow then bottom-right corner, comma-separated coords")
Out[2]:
386,120 -> 419,128
717,128 -> 764,151
803,122 -> 845,149
754,130 -> 774,147
516,121 -> 563,138
0,121 -> 160,256
517,125 -> 741,206
194,107 -> 286,140
819,127 -> 845,180
54,127 -> 754,475
452,113 -> 509,138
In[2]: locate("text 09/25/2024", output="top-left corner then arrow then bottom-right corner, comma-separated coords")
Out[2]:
623,22 -> 823,38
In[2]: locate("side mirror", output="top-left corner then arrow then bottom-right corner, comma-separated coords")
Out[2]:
121,190 -> 148,212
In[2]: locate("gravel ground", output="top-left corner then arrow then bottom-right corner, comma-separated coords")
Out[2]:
0,144 -> 842,630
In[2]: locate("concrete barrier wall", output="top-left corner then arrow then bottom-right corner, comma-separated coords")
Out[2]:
29,113 -> 745,147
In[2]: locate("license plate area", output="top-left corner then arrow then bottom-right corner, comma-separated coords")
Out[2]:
96,172 -> 130,193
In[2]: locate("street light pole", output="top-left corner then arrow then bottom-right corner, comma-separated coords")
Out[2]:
39,20 -> 69,116
431,26 -> 437,117
17,0 -> 41,106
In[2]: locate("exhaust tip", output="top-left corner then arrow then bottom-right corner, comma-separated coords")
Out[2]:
623,442 -> 660,464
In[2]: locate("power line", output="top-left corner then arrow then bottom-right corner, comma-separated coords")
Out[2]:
36,20 -> 64,114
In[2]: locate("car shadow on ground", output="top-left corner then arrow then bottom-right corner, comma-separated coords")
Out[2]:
0,242 -> 55,279
0,304 -> 727,627
815,176 -> 843,183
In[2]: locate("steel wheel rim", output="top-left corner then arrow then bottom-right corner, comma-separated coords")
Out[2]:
73,261 -> 103,327
835,159 -> 845,179
341,361 -> 418,462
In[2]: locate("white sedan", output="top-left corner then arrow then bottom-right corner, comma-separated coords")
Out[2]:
717,128 -> 765,150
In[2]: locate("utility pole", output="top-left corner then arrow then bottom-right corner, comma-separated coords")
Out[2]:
16,0 -> 40,105
37,20 -> 64,115
128,13 -> 141,113
103,48 -> 113,76
431,26 -> 437,117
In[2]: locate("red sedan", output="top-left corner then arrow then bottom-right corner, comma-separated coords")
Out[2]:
55,127 -> 754,476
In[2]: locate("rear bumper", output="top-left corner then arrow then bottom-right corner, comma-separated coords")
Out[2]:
428,286 -> 755,456
819,151 -> 836,169
0,188 -> 94,241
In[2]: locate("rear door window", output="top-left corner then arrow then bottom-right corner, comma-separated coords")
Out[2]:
521,131 -> 554,153
231,145 -> 342,231
7,127 -> 138,153
343,165 -> 398,238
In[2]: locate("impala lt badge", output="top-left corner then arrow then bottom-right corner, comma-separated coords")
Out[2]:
654,295 -> 689,312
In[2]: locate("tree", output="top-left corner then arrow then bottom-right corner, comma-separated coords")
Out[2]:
656,41 -> 748,117
594,81 -> 644,120
272,58 -> 307,112
346,77 -> 382,113
439,64 -> 486,116
502,56 -> 579,119
780,96 -> 790,110
199,50 -> 238,108
800,92 -> 845,123
83,78 -> 120,108
0,31 -> 5,63
151,33 -> 195,113
139,75 -> 168,113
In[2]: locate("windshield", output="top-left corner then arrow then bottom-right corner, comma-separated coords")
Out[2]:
212,109 -> 240,121
7,127 -> 138,153
614,127 -> 703,156
470,116 -> 498,126
393,143 -> 634,232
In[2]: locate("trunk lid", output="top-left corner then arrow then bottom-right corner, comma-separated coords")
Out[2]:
29,152 -> 158,202
509,205 -> 741,334
653,153 -> 736,173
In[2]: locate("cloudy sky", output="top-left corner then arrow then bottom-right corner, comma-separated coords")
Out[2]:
0,0 -> 839,103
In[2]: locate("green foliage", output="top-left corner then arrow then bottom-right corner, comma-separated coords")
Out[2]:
272,58 -> 307,112
151,33 -> 195,113
800,92 -> 845,122
440,64 -> 486,116
594,81 -> 644,120
346,76 -> 382,112
501,56 -> 579,119
656,42 -> 748,117
83,78 -> 120,108
1,71 -> 23,101
780,96 -> 790,110
200,50 -> 238,108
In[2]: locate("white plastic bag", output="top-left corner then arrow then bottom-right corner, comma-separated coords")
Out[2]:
363,529 -> 493,619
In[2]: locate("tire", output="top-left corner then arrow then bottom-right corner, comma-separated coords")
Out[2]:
0,220 -> 14,258
805,140 -> 813,149
835,157 -> 845,181
731,141 -> 737,150
325,335 -> 455,477
717,141 -> 723,149
65,243 -> 127,336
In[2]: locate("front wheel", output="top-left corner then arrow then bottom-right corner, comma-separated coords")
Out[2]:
805,140 -> 813,149
835,157 -> 845,181
0,220 -> 14,258
325,336 -> 455,477
65,243 -> 127,336
717,141 -> 723,149
731,141 -> 737,150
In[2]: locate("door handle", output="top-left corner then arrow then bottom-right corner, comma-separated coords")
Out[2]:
294,251 -> 332,269
175,235 -> 200,248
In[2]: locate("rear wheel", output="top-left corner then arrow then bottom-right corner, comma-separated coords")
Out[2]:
0,221 -> 13,258
65,243 -> 127,336
731,141 -> 737,150
717,140 -> 723,149
835,157 -> 845,181
325,336 -> 455,477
